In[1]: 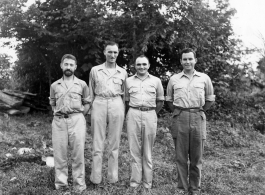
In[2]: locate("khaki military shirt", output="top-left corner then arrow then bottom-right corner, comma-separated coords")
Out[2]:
49,77 -> 89,115
88,63 -> 127,102
125,74 -> 164,108
166,70 -> 215,107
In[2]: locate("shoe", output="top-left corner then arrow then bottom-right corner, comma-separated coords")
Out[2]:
130,182 -> 140,188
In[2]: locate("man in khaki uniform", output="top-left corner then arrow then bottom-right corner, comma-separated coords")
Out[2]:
125,55 -> 164,189
166,48 -> 215,195
49,54 -> 90,193
88,41 -> 128,184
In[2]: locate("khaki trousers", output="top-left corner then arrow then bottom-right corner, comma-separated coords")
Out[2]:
126,108 -> 157,188
90,96 -> 125,184
171,109 -> 205,192
52,113 -> 86,191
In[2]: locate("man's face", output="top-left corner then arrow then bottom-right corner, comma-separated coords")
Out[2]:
60,58 -> 76,77
180,52 -> 197,72
135,57 -> 150,76
104,45 -> 119,64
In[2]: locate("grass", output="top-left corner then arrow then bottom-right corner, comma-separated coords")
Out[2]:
0,113 -> 265,195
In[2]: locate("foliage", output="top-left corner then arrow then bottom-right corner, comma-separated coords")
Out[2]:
0,0 -> 239,93
1,0 -> 263,129
0,53 -> 12,89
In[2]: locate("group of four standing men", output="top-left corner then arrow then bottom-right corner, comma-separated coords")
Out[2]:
49,41 -> 215,195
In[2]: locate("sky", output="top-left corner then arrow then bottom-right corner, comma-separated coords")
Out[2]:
230,0 -> 265,49
1,0 -> 265,66
229,0 -> 265,68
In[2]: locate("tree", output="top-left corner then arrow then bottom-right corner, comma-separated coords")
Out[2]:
0,54 -> 12,89
0,0 -> 242,102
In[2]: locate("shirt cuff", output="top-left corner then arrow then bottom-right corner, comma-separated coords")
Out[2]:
165,96 -> 173,102
205,95 -> 215,102
49,98 -> 56,106
156,96 -> 165,101
82,97 -> 90,105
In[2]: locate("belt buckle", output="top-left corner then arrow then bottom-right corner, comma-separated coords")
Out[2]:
189,108 -> 199,112
141,107 -> 149,111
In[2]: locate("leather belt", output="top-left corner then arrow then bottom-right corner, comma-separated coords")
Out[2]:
174,106 -> 204,113
55,113 -> 81,119
130,106 -> 156,111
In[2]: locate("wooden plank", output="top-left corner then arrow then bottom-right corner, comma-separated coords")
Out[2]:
0,90 -> 24,107
0,101 -> 12,109
6,106 -> 30,115
2,89 -> 26,99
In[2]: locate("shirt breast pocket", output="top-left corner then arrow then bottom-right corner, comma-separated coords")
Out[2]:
145,87 -> 156,99
128,87 -> 139,98
173,84 -> 185,99
193,83 -> 204,100
129,87 -> 139,94
70,91 -> 82,109
55,92 -> 63,99
113,78 -> 123,91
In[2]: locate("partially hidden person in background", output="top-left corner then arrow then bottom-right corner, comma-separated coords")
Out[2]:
88,41 -> 128,184
166,48 -> 215,195
125,55 -> 164,190
49,54 -> 90,193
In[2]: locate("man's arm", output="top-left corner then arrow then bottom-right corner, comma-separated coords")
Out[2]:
82,81 -> 91,115
203,74 -> 215,111
124,79 -> 130,115
83,104 -> 90,115
156,100 -> 164,114
155,78 -> 165,114
121,71 -> 128,102
125,101 -> 130,115
88,68 -> 96,104
203,101 -> 214,111
167,101 -> 175,112
49,85 -> 56,113
166,77 -> 175,112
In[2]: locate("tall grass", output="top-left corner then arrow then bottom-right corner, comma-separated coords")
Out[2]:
0,113 -> 265,195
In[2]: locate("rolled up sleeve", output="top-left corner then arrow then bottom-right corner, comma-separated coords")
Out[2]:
125,80 -> 130,102
82,83 -> 90,105
205,75 -> 215,102
156,79 -> 164,101
88,69 -> 95,103
49,85 -> 56,106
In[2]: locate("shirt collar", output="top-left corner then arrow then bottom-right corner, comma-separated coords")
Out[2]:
57,76 -> 79,84
134,72 -> 150,79
98,62 -> 122,73
180,70 -> 200,78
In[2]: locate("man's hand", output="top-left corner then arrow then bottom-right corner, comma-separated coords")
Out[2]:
86,114 -> 91,126
167,101 -> 175,112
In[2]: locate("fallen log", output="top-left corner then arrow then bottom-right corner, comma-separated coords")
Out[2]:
3,89 -> 36,100
0,90 -> 24,107
0,101 -> 12,110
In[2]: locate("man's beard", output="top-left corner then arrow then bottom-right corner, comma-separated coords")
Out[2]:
63,70 -> 74,77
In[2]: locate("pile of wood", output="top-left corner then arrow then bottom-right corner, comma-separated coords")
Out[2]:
0,89 -> 50,115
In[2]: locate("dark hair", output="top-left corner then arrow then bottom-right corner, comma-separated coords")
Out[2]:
135,54 -> 150,64
180,48 -> 196,59
104,41 -> 119,50
61,54 -> 77,64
